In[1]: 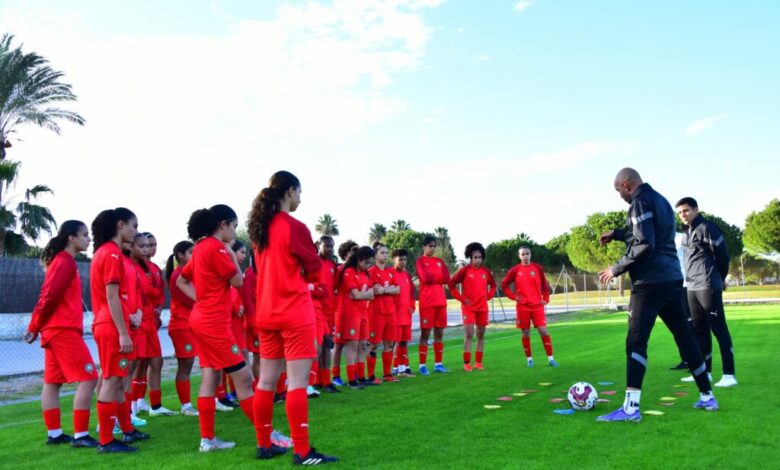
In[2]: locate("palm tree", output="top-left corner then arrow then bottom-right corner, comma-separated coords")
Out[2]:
433,226 -> 451,246
0,33 -> 85,161
315,214 -> 339,237
0,159 -> 56,255
391,219 -> 411,232
368,223 -> 387,245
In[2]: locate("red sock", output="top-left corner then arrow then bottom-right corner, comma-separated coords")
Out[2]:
253,389 -> 274,447
138,380 -> 147,400
285,388 -> 311,457
367,355 -> 377,378
434,341 -> 444,363
42,408 -> 60,431
463,351 -> 471,365
476,351 -> 484,364
419,343 -> 428,365
239,397 -> 255,424
382,351 -> 393,377
542,335 -> 554,356
73,408 -> 90,435
393,348 -> 400,368
276,373 -> 288,394
309,361 -> 319,387
197,396 -> 215,439
117,396 -> 133,433
175,380 -> 191,405
347,364 -> 356,382
522,336 -> 532,358
401,345 -> 409,367
332,365 -> 341,379
356,362 -> 365,380
96,401 -> 117,445
131,380 -> 142,401
320,367 -> 332,387
216,382 -> 227,400
149,389 -> 162,408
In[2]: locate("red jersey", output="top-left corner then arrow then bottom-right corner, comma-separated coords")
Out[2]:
168,266 -> 194,331
501,262 -> 550,306
311,257 -> 337,316
148,261 -> 165,309
338,267 -> 371,319
393,268 -> 415,326
181,236 -> 238,331
416,255 -> 450,308
90,241 -> 127,328
254,212 -> 321,330
122,255 -> 142,328
231,287 -> 243,317
368,264 -> 398,315
449,265 -> 497,311
240,267 -> 257,328
131,260 -> 155,328
28,252 -> 83,343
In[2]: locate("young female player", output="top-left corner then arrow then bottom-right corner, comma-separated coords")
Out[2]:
501,246 -> 558,367
392,249 -> 416,377
175,204 -> 259,453
416,235 -> 451,374
90,208 -> 148,453
128,234 -> 152,417
141,233 -> 171,415
448,242 -> 496,371
249,170 -> 338,464
331,240 -> 358,387
240,251 -> 261,385
367,243 -> 400,383
24,220 -> 99,448
310,236 -> 339,393
166,240 -> 199,416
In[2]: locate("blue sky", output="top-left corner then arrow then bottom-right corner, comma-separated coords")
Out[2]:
2,0 -> 778,263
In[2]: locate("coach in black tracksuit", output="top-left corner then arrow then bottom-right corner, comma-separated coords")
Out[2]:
676,197 -> 736,385
599,168 -> 714,413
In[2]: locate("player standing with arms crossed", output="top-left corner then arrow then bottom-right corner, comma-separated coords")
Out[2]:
416,235 -> 451,375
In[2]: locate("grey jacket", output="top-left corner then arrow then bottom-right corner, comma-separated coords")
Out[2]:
681,214 -> 730,291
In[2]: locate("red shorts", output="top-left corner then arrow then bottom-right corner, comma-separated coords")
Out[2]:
231,316 -> 247,351
42,330 -> 98,384
335,312 -> 368,344
316,315 -> 328,344
93,323 -> 133,379
419,306 -> 448,329
258,322 -> 317,361
396,324 -> 412,342
324,313 -> 335,336
369,312 -> 397,343
169,328 -> 197,358
138,325 -> 162,358
462,307 -> 488,327
516,305 -> 546,329
246,327 -> 260,354
191,325 -> 243,370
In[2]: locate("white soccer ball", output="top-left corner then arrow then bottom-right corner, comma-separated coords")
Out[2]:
567,382 -> 598,411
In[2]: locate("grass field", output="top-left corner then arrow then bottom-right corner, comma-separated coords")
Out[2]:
1,305 -> 778,469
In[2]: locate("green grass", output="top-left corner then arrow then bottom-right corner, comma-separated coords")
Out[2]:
1,305 -> 779,469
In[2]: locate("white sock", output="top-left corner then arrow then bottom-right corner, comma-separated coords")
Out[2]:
181,402 -> 191,408
623,390 -> 641,414
74,431 -> 89,439
700,391 -> 714,400
547,355 -> 554,361
201,437 -> 211,445
527,357 -> 533,363
435,362 -> 442,366
47,429 -> 63,438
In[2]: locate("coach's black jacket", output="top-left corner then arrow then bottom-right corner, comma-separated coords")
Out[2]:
680,213 -> 730,291
611,183 -> 683,285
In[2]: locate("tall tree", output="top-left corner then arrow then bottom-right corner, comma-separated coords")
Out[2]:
381,229 -> 431,277
675,211 -> 743,260
431,226 -> 456,269
0,34 -> 85,161
743,199 -> 780,258
485,233 -> 559,275
368,223 -> 387,245
0,160 -> 56,255
390,219 -> 411,232
545,232 -> 572,267
315,213 -> 339,237
565,211 -> 626,273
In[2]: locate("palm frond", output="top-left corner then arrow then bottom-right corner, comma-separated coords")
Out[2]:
16,201 -> 56,240
25,184 -> 53,200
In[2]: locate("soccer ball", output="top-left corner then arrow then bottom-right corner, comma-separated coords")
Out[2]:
567,382 -> 598,411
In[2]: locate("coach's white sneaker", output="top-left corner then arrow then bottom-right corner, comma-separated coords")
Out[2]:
199,437 -> 235,453
136,398 -> 151,413
681,372 -> 713,382
181,404 -> 199,416
149,406 -> 177,416
714,375 -> 738,388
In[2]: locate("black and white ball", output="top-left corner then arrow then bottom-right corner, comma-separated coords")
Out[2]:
567,382 -> 598,411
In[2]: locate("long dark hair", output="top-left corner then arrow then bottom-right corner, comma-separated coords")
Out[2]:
91,207 -> 135,253
187,204 -> 237,241
248,171 -> 301,252
41,220 -> 86,267
166,240 -> 194,282
336,246 -> 374,287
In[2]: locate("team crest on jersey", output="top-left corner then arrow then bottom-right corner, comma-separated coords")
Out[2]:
231,344 -> 240,355
436,262 -> 442,267
253,339 -> 260,348
85,363 -> 95,373
530,271 -> 535,277
482,274 -> 486,279
184,343 -> 193,352
350,329 -> 356,335
423,318 -> 428,325
370,332 -> 375,338
118,358 -> 129,370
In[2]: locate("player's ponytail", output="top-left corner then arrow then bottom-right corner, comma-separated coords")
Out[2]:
165,240 -> 194,282
91,207 -> 136,253
336,245 -> 374,287
248,171 -> 301,252
187,204 -> 237,241
41,220 -> 86,267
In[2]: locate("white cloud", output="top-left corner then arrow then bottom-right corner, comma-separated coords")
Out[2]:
514,0 -> 537,13
456,27 -> 466,34
686,114 -> 728,136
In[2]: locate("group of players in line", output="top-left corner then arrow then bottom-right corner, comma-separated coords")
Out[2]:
23,167 -> 738,464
